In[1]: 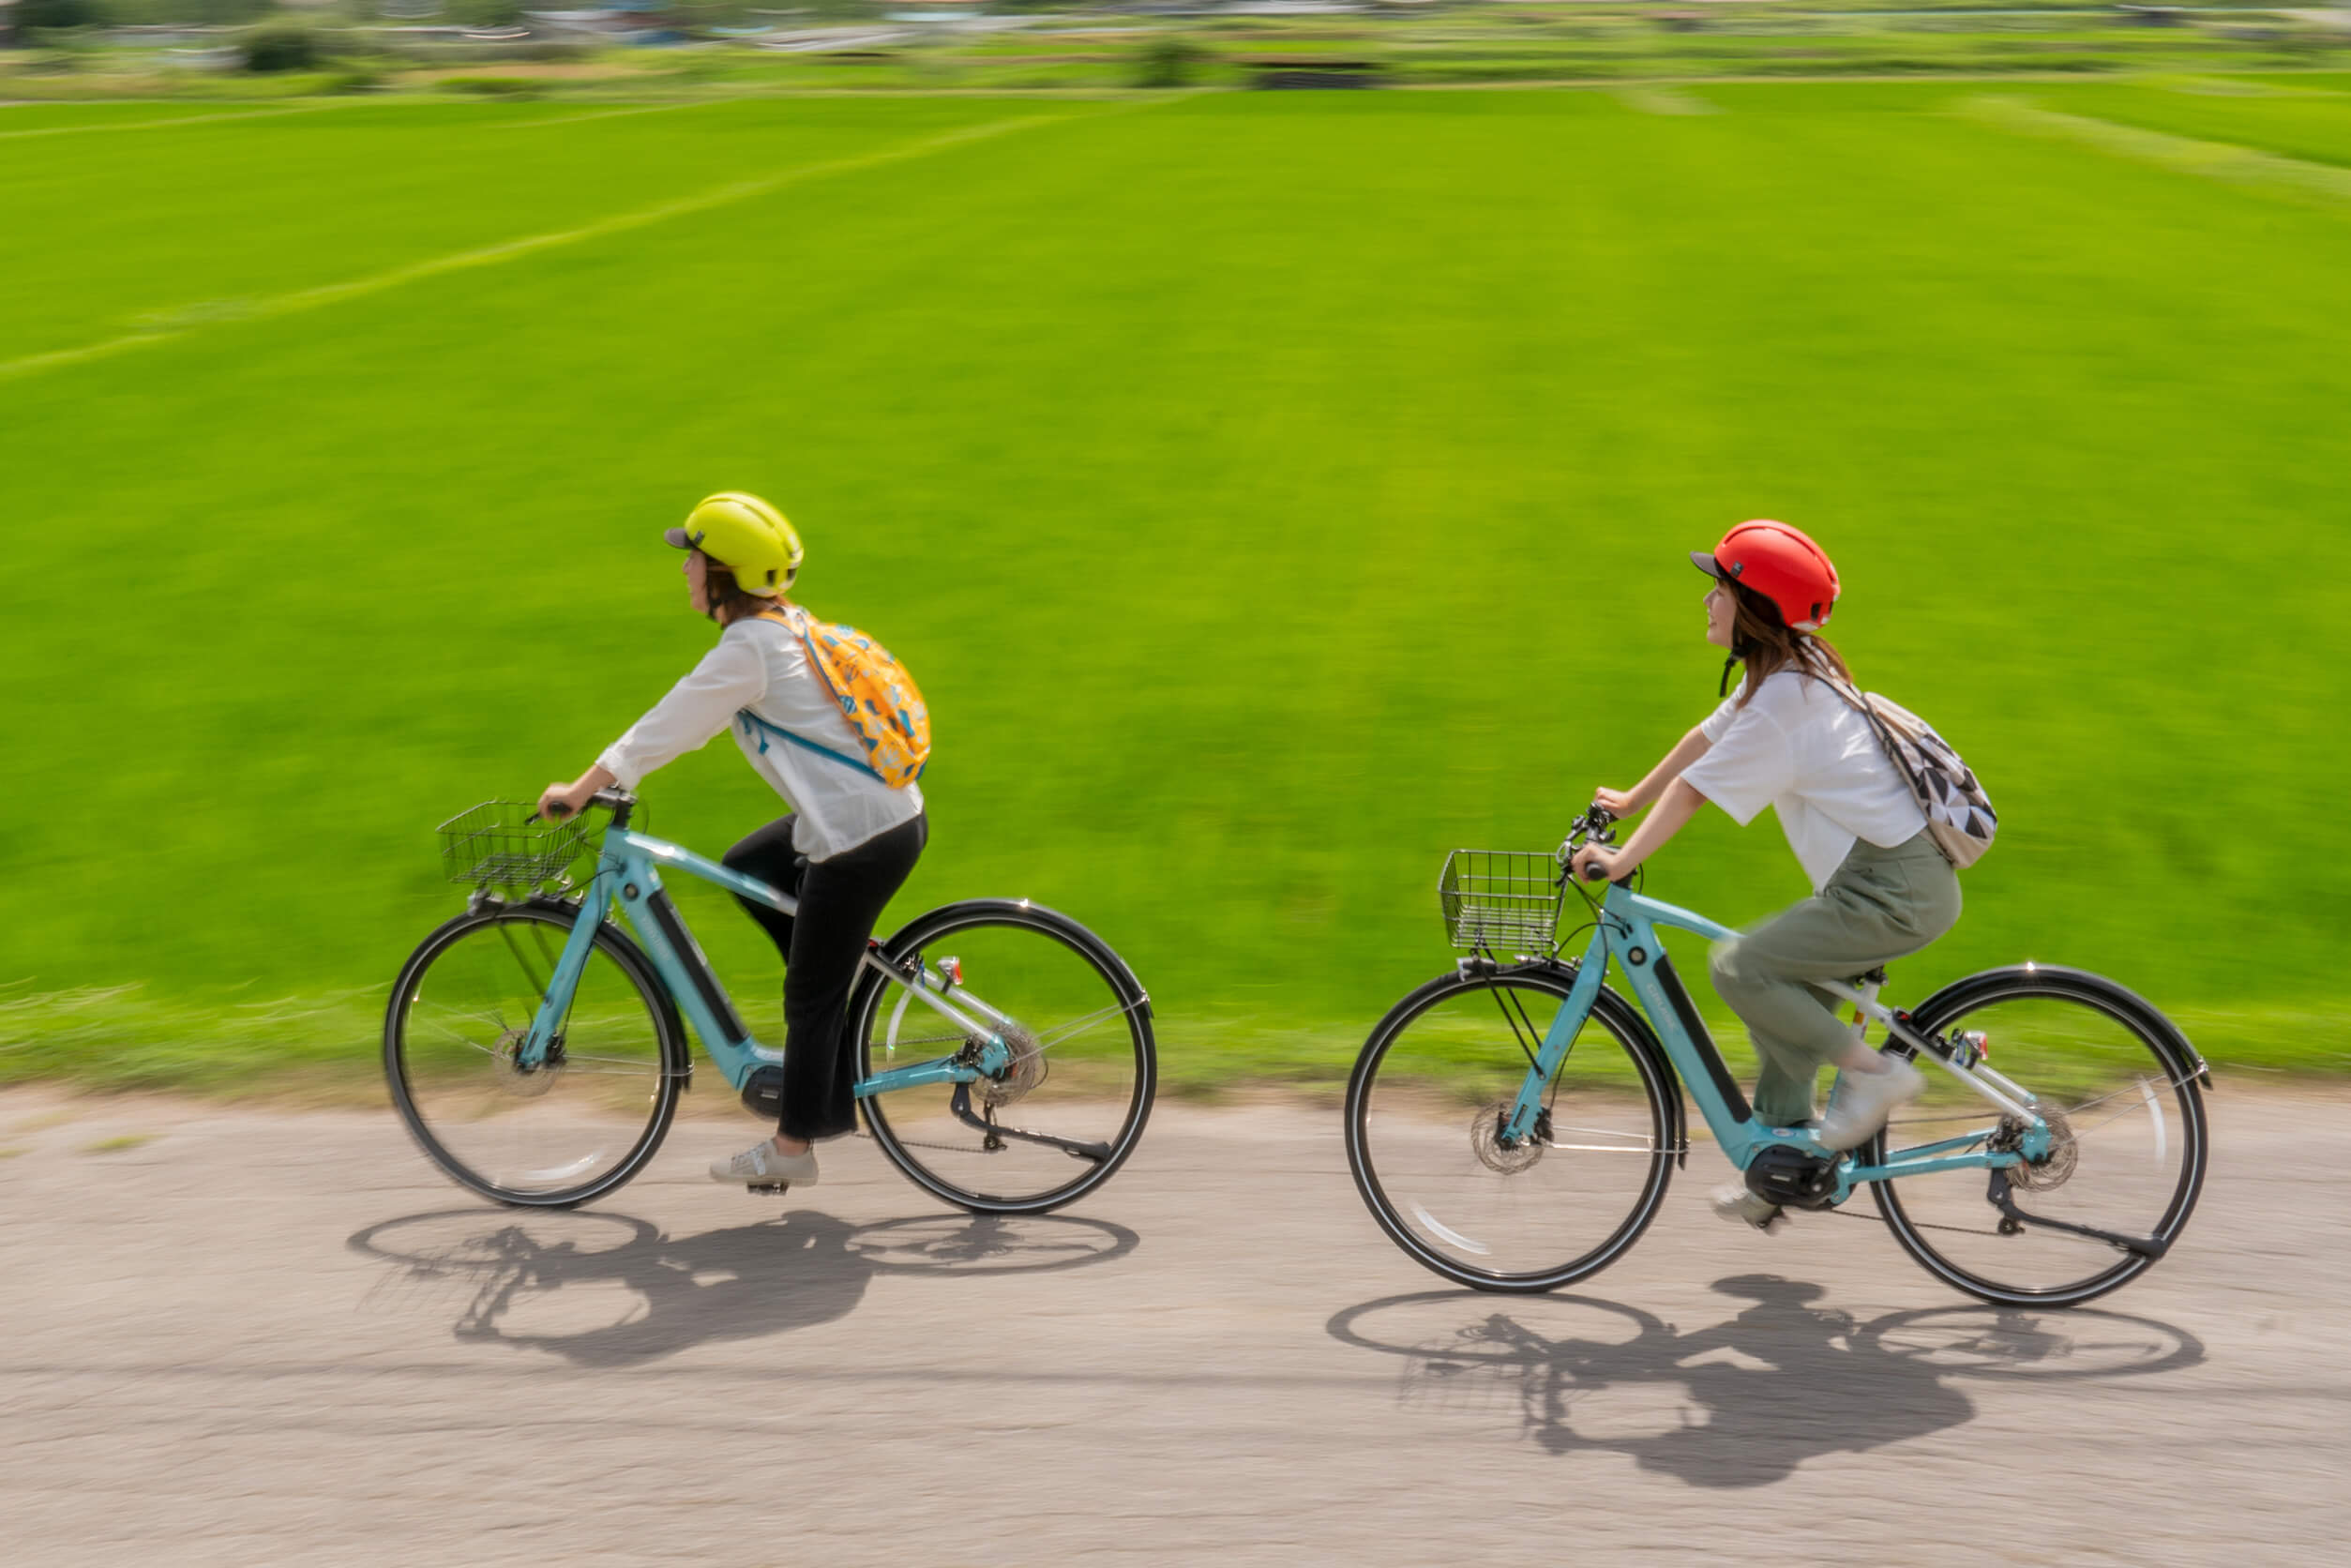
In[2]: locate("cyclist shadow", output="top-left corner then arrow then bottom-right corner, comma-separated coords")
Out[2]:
350,1206 -> 1138,1368
1329,1274 -> 2206,1488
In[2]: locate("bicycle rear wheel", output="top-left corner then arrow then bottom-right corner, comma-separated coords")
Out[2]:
852,900 -> 1154,1215
1346,965 -> 1679,1293
384,900 -> 687,1208
1870,966 -> 2208,1307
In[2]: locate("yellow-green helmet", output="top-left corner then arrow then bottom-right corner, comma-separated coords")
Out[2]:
664,491 -> 804,596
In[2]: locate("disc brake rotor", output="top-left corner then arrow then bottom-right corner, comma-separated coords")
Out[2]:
490,1028 -> 561,1099
981,1024 -> 1047,1108
2001,1107 -> 2078,1192
1469,1101 -> 1545,1175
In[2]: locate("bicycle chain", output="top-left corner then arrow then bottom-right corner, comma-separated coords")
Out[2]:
1817,1204 -> 2002,1238
849,1129 -> 994,1156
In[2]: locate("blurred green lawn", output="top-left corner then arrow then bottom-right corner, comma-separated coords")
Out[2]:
2,83 -> 2346,1093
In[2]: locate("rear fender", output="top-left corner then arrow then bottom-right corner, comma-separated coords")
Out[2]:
1910,963 -> 2211,1090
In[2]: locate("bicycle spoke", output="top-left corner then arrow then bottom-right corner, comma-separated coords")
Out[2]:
1873,981 -> 2205,1305
1030,997 -> 1147,1050
857,908 -> 1153,1214
1543,1120 -> 1658,1146
1349,972 -> 1673,1291
2052,1071 -> 2193,1127
390,907 -> 677,1206
416,1025 -> 500,1057
1541,1141 -> 1661,1154
415,1004 -> 512,1044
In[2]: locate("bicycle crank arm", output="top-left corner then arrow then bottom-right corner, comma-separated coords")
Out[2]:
1987,1168 -> 2169,1259
948,1083 -> 1112,1163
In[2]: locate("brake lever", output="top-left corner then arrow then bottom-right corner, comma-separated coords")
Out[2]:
1557,804 -> 1620,869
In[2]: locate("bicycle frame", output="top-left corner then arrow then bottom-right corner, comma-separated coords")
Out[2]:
507,822 -> 1013,1097
1497,881 -> 2055,1207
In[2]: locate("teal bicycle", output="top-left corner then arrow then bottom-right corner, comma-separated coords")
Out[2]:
1345,806 -> 2209,1307
385,792 -> 1155,1214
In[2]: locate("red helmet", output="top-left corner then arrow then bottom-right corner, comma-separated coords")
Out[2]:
1692,520 -> 1840,633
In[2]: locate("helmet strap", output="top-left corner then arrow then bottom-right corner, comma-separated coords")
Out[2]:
1722,598 -> 1756,696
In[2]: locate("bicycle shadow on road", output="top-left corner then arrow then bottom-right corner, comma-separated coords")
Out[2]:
349,1206 -> 1138,1367
1328,1274 -> 2205,1487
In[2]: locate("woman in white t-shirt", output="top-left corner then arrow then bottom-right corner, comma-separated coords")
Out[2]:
1568,521 -> 1961,1230
537,493 -> 927,1194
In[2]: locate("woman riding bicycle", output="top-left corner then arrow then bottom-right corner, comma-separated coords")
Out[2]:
1568,520 -> 1961,1229
537,492 -> 927,1191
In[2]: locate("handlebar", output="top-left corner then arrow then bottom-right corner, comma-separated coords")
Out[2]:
530,788 -> 637,828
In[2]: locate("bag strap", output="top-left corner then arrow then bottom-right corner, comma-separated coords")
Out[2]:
1815,664 -> 1937,813
734,709 -> 887,782
735,605 -> 886,782
753,604 -> 853,703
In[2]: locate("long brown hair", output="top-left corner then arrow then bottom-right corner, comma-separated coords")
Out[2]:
1724,580 -> 1852,707
703,559 -> 787,626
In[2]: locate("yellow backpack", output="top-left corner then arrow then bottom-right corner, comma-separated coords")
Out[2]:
738,607 -> 930,789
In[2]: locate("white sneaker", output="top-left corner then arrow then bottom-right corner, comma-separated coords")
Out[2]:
709,1139 -> 819,1187
1711,1183 -> 1785,1232
1816,1059 -> 1925,1152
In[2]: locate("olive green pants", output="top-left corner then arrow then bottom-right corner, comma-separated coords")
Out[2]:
1707,831 -> 1962,1131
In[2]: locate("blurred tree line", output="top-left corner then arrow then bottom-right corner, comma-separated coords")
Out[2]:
3,0 -> 622,71
18,0 -> 277,26
9,0 -> 796,32
12,0 -> 806,23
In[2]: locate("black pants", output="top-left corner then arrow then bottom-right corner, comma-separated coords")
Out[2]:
722,812 -> 927,1141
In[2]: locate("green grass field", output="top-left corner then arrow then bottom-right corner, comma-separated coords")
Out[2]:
3,79 -> 2347,1094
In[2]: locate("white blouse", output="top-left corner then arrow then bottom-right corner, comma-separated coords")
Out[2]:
596,614 -> 924,861
1680,669 -> 1925,893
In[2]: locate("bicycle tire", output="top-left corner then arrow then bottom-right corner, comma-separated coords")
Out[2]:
851,899 -> 1155,1215
384,899 -> 688,1209
1870,965 -> 2208,1308
1346,963 -> 1680,1293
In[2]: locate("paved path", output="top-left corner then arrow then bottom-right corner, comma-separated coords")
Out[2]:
1,1087 -> 2343,1564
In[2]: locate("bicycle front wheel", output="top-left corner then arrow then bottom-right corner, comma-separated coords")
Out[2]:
1871,966 -> 2208,1308
853,900 -> 1155,1215
384,900 -> 687,1208
1346,965 -> 1678,1293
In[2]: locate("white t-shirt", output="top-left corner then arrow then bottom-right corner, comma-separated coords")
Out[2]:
597,614 -> 925,862
1679,669 -> 1925,893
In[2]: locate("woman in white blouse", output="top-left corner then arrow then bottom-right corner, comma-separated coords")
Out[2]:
1568,521 -> 1961,1229
538,493 -> 927,1192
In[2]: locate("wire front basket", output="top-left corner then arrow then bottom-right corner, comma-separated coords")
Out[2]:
439,801 -> 592,892
1439,849 -> 1569,954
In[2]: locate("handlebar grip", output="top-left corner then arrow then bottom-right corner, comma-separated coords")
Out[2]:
1581,862 -> 1610,882
531,789 -> 633,830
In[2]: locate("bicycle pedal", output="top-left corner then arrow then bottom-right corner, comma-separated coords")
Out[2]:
745,1182 -> 791,1195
